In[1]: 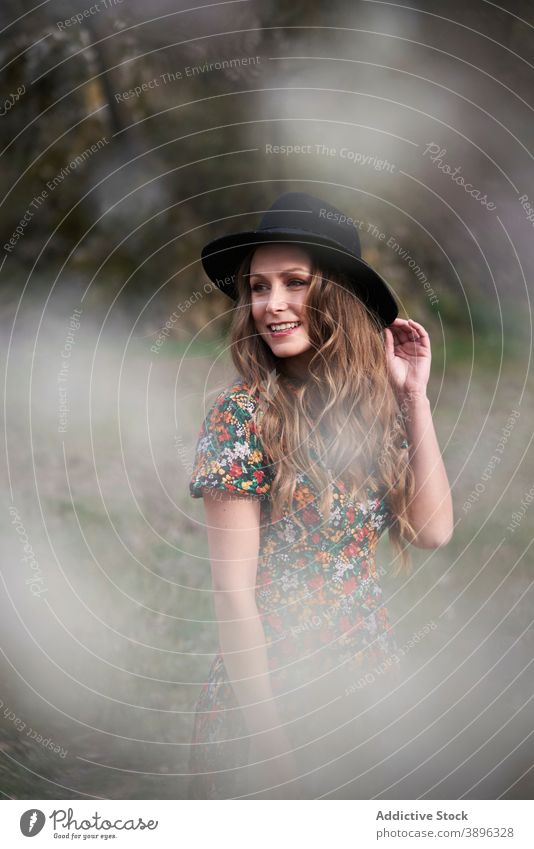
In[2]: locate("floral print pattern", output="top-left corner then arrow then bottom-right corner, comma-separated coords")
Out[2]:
187,380 -> 401,798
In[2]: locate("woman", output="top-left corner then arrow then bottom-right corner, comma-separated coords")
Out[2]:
187,192 -> 453,799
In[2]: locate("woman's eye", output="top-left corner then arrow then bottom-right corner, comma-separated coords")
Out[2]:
251,279 -> 306,292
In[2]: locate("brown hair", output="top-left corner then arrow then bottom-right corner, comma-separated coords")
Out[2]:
227,246 -> 416,577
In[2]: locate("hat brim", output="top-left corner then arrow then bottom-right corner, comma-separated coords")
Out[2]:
200,228 -> 399,326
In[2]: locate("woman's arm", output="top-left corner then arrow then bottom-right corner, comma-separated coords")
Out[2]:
384,317 -> 454,549
398,391 -> 453,548
202,488 -> 291,752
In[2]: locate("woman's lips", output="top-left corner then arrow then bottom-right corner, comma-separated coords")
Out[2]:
267,322 -> 301,337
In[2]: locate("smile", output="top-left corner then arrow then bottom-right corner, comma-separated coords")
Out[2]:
268,321 -> 302,335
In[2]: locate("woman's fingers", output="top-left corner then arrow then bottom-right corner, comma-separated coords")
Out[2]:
407,318 -> 428,336
406,318 -> 430,350
391,318 -> 419,337
389,318 -> 429,349
392,327 -> 416,345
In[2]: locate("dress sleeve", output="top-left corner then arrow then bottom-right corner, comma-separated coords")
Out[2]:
189,389 -> 273,499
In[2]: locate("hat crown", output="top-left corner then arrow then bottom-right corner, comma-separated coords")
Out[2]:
199,191 -> 399,326
257,192 -> 362,260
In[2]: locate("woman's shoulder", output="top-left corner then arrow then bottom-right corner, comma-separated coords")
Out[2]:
190,378 -> 272,499
210,378 -> 260,418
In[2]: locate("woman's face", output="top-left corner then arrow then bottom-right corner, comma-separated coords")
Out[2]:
248,244 -> 314,372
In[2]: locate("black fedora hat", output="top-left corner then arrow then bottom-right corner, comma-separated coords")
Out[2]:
200,192 -> 399,326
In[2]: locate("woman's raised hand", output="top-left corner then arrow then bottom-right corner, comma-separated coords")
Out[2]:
383,317 -> 431,400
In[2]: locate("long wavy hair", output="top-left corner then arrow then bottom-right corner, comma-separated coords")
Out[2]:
226,245 -> 416,577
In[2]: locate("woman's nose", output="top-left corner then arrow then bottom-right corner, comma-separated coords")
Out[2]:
266,287 -> 288,310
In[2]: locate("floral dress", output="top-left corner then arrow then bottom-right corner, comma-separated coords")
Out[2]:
187,379 -> 403,798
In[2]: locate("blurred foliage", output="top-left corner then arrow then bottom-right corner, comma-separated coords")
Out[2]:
0,0 -> 531,346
